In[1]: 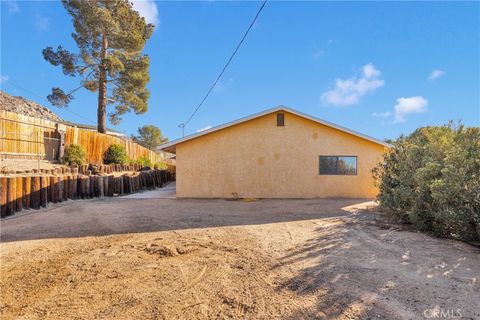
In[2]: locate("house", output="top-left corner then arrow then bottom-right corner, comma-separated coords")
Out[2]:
159,106 -> 392,198
62,121 -> 126,138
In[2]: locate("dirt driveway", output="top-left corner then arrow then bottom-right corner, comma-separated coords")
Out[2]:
1,196 -> 479,319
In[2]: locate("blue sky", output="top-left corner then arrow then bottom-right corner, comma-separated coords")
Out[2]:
1,1 -> 479,141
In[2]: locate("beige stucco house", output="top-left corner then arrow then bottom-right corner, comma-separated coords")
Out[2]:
159,106 -> 392,199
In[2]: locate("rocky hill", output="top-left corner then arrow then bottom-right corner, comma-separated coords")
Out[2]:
0,90 -> 63,122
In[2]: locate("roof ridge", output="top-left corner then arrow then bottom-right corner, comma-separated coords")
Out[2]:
158,106 -> 393,152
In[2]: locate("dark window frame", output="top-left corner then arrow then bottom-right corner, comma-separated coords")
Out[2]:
276,112 -> 285,127
319,155 -> 358,176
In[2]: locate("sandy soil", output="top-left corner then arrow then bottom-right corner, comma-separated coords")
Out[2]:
0,159 -> 63,172
1,198 -> 479,319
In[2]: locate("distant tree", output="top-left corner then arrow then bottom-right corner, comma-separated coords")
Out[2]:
131,125 -> 168,150
42,0 -> 153,133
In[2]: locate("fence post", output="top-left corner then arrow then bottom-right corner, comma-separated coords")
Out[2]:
40,176 -> 49,207
50,176 -> 58,203
58,175 -> 64,203
69,174 -> 77,199
6,177 -> 16,215
37,131 -> 40,170
15,176 -> 23,212
94,176 -> 104,197
23,176 -> 31,210
0,177 -> 7,217
31,176 -> 40,209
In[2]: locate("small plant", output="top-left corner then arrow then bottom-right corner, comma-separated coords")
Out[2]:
137,156 -> 153,168
62,144 -> 86,166
103,144 -> 128,164
155,161 -> 168,170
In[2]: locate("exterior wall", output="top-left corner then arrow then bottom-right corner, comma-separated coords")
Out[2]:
176,111 -> 388,198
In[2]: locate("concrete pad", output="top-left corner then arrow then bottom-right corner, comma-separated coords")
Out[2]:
120,181 -> 176,199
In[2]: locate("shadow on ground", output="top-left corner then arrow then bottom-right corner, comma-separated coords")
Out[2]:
1,197 -> 367,242
270,212 -> 480,319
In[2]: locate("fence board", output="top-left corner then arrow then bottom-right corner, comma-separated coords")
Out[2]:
1,110 -> 159,164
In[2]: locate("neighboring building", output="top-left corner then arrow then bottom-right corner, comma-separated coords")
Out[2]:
62,121 -> 126,138
159,106 -> 392,199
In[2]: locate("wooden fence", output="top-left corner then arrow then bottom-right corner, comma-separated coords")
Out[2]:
0,110 -> 60,160
1,110 -> 159,164
0,169 -> 174,218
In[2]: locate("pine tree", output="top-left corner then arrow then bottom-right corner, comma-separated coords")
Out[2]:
43,0 -> 153,133
131,125 -> 168,150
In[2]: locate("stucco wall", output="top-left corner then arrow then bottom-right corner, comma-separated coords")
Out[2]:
176,111 -> 388,198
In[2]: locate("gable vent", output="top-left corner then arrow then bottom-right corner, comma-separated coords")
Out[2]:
276,113 -> 285,126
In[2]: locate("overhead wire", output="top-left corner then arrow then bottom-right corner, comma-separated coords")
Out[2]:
3,80 -> 98,125
178,0 -> 268,135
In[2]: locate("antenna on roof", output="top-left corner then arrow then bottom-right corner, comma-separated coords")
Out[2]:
178,123 -> 185,137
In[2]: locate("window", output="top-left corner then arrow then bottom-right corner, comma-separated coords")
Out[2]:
319,156 -> 357,175
277,113 -> 285,126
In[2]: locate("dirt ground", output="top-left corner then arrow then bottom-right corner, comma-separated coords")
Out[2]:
0,159 -> 63,172
1,197 -> 479,319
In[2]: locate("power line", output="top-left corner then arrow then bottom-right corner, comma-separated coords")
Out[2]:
3,80 -> 97,125
179,0 -> 268,135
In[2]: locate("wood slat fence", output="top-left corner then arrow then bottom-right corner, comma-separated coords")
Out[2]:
1,110 -> 159,164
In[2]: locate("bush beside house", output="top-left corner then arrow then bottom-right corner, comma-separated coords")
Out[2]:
373,123 -> 480,242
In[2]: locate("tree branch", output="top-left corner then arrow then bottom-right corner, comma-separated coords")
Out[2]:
77,64 -> 97,74
67,85 -> 84,96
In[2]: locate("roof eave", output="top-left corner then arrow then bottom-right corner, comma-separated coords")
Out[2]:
157,106 -> 393,153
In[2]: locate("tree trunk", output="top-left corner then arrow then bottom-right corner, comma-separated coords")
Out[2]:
97,32 -> 108,133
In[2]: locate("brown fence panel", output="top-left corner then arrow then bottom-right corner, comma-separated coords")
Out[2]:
0,110 -> 59,159
1,110 -> 159,164
64,127 -> 157,164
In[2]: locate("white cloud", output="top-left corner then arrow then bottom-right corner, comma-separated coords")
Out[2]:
132,0 -> 159,25
313,39 -> 334,60
197,125 -> 212,132
33,10 -> 49,31
213,77 -> 234,92
313,49 -> 325,60
362,63 -> 381,79
0,75 -> 9,84
372,111 -> 391,118
6,0 -> 19,13
393,96 -> 428,123
321,63 -> 385,106
428,69 -> 445,81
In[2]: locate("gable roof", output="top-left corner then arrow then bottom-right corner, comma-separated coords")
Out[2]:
158,106 -> 393,153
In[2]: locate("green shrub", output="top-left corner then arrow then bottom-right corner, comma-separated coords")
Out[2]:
62,144 -> 86,166
137,156 -> 153,168
126,156 -> 153,167
373,123 -> 480,242
154,161 -> 168,170
103,144 -> 128,164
